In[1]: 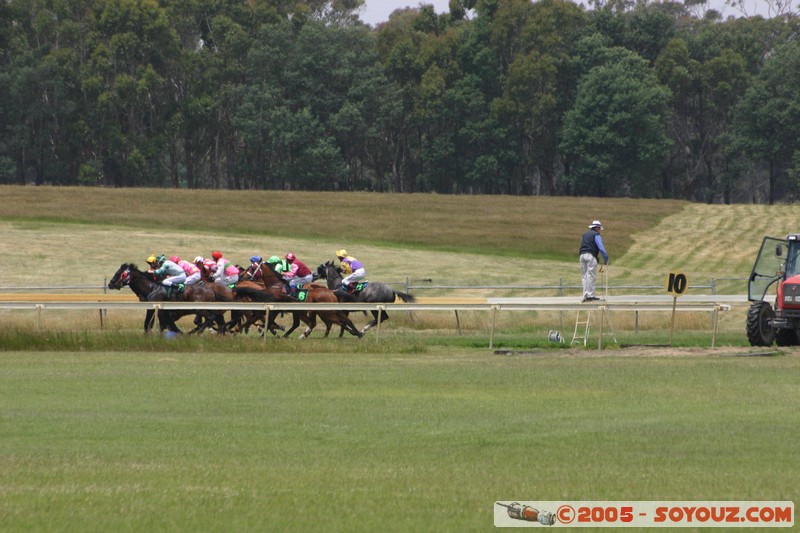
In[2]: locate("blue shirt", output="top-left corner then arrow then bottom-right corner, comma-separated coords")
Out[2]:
595,235 -> 609,263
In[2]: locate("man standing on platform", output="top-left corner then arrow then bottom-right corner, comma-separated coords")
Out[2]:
579,220 -> 609,303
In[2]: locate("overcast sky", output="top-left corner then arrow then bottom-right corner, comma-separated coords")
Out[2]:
358,1 -> 770,26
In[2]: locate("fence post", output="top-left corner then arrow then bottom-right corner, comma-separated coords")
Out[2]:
558,278 -> 564,331
489,305 -> 498,349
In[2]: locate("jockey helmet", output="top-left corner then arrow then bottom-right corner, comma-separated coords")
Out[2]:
194,256 -> 204,263
170,255 -> 180,263
286,252 -> 296,261
211,251 -> 222,260
251,255 -> 262,263
335,249 -> 348,258
267,256 -> 281,264
146,254 -> 157,265
156,255 -> 166,264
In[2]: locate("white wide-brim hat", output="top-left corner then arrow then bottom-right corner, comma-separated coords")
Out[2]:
588,220 -> 603,229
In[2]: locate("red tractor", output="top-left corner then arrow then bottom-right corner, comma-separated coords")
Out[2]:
747,234 -> 800,346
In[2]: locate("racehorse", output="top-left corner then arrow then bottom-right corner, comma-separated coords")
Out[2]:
225,279 -> 286,335
238,262 -> 362,339
315,260 -> 416,333
107,263 -> 225,334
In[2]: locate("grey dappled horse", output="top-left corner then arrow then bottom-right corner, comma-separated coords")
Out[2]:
315,260 -> 415,333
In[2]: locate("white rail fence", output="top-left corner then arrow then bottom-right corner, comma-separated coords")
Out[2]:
0,299 -> 731,349
0,276 -> 749,296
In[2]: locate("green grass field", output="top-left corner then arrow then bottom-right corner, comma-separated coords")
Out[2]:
1,186 -> 800,531
2,349 -> 798,532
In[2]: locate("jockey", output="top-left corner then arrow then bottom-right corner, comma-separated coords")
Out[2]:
335,249 -> 365,292
247,255 -> 264,282
284,252 -> 313,292
267,255 -> 294,294
210,250 -> 239,285
267,255 -> 291,277
193,256 -> 217,281
148,254 -> 186,291
171,255 -> 201,286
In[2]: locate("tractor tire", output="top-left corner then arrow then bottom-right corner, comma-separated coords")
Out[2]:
747,301 -> 776,346
775,328 -> 799,346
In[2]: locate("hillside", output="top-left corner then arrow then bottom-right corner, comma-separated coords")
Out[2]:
1,186 -> 799,292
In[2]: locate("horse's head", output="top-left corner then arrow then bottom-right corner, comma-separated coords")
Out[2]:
108,263 -> 136,290
240,266 -> 254,281
314,263 -> 327,280
324,260 -> 342,280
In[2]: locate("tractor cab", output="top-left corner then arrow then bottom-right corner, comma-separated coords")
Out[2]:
747,234 -> 800,346
749,236 -> 789,301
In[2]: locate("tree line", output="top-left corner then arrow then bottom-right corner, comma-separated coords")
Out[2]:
2,0 -> 800,203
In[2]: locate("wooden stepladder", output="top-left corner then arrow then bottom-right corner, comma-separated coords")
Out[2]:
572,309 -> 591,346
571,306 -> 617,348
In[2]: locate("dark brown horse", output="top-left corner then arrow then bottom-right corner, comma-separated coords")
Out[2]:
235,262 -> 361,339
107,263 -> 225,334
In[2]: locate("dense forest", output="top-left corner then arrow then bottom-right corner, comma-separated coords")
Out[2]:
1,0 -> 799,203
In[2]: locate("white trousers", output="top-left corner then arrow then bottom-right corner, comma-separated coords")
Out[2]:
215,274 -> 239,285
162,273 -> 187,286
184,272 -> 202,285
580,253 -> 598,299
342,268 -> 366,287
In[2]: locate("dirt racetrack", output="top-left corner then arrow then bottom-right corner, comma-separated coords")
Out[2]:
495,346 -> 784,358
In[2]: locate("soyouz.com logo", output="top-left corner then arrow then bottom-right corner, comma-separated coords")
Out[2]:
494,501 -> 794,528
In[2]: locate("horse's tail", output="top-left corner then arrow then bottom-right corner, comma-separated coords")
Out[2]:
394,290 -> 416,303
233,285 -> 272,302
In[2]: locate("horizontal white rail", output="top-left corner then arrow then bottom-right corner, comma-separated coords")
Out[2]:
0,300 -> 730,312
0,297 -> 730,349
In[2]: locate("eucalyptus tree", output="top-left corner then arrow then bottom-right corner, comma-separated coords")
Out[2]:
79,0 -> 181,187
489,0 -> 588,195
729,41 -> 800,204
655,33 -> 750,202
375,9 -> 435,192
560,43 -> 671,197
0,0 -> 100,185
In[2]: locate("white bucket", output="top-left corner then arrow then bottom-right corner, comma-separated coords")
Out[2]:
548,330 -> 564,343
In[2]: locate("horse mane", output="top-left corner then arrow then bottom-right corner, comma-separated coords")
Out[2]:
261,261 -> 290,288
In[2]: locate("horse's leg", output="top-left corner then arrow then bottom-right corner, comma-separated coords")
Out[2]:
235,311 -> 260,334
187,312 -> 204,334
225,310 -> 242,333
320,313 -> 334,337
283,312 -> 305,338
212,311 -> 226,334
144,309 -> 156,333
266,310 -> 286,336
159,310 -> 182,333
342,315 -> 363,338
298,312 -> 317,339
361,310 -> 380,333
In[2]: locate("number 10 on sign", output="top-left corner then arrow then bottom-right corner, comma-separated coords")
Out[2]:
666,272 -> 688,346
666,272 -> 688,296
